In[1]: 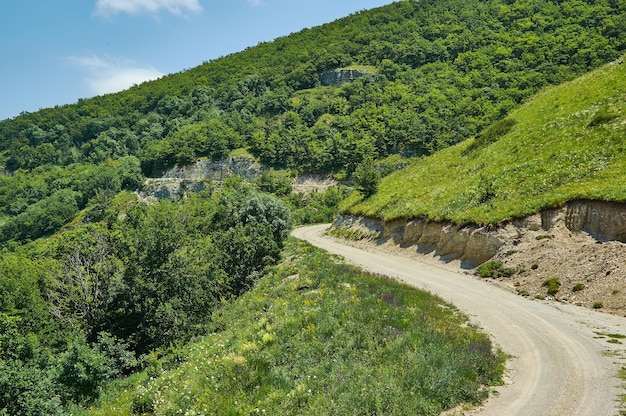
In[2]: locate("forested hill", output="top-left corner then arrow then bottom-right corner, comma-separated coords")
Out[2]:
1,0 -> 625,177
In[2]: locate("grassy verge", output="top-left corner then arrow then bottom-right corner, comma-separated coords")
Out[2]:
341,57 -> 626,225
85,239 -> 504,415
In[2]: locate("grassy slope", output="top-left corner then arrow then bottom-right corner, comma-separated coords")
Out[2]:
86,240 -> 503,415
342,57 -> 626,225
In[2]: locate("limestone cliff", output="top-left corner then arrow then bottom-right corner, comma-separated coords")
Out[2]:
139,157 -> 339,200
320,69 -> 367,86
139,157 -> 263,200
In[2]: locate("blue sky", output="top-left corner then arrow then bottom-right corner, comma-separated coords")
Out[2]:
0,0 -> 393,121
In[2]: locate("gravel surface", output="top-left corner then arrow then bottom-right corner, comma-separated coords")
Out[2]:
293,224 -> 626,416
489,221 -> 626,316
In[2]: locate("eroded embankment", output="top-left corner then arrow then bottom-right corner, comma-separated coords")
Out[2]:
335,200 -> 626,267
334,200 -> 626,314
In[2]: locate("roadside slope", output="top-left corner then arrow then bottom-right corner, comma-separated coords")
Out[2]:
294,224 -> 626,416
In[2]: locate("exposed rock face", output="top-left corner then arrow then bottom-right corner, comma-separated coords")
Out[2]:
139,157 -> 263,200
139,157 -> 341,200
320,69 -> 367,86
292,174 -> 339,194
141,178 -> 210,201
333,200 -> 626,267
333,215 -> 503,267
551,200 -> 626,242
161,157 -> 262,181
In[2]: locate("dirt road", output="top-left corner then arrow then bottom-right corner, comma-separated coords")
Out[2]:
293,224 -> 626,416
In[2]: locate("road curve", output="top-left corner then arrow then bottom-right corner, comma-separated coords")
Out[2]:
293,224 -> 626,416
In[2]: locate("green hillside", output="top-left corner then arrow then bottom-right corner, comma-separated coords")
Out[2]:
342,57 -> 626,225
85,240 -> 503,416
1,0 -> 625,177
2,0 -> 625,244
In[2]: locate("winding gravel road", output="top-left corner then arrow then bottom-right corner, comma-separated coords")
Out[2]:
293,224 -> 626,416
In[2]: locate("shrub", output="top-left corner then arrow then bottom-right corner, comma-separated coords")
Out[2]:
131,386 -> 155,415
593,301 -> 604,309
56,341 -> 115,404
542,277 -> 561,295
587,104 -> 619,127
352,159 -> 381,198
573,283 -> 585,292
0,361 -> 64,416
477,260 -> 516,278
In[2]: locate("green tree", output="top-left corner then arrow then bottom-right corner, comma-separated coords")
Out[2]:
353,159 -> 380,198
55,340 -> 115,404
0,189 -> 81,242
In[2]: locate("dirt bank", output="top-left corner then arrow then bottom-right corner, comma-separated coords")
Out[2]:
332,200 -> 626,316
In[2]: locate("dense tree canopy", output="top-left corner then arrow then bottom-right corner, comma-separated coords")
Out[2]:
0,181 -> 292,412
0,0 -> 624,178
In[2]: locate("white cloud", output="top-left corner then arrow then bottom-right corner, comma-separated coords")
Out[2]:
94,0 -> 202,17
68,55 -> 164,95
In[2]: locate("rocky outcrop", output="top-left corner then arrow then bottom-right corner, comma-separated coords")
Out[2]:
138,157 -> 263,200
334,215 -> 506,267
545,200 -> 626,242
140,178 -> 210,200
292,174 -> 339,194
139,157 -> 341,200
333,200 -> 626,268
160,157 -> 262,181
320,69 -> 367,86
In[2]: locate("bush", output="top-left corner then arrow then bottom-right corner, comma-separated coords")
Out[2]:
56,340 -> 116,404
0,361 -> 64,416
464,118 -> 517,153
587,104 -> 619,127
573,283 -> 585,292
476,261 -> 516,278
239,193 -> 292,243
256,170 -> 293,197
131,386 -> 155,415
542,277 -> 561,295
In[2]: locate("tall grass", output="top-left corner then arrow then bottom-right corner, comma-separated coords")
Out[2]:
342,57 -> 626,225
86,239 -> 504,415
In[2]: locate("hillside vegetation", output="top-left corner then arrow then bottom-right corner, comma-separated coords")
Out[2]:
2,0 -> 625,244
342,57 -> 626,225
2,0 -> 626,412
84,240 -> 503,416
1,0 -> 625,244
1,0 -> 625,175
0,179 -> 293,414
